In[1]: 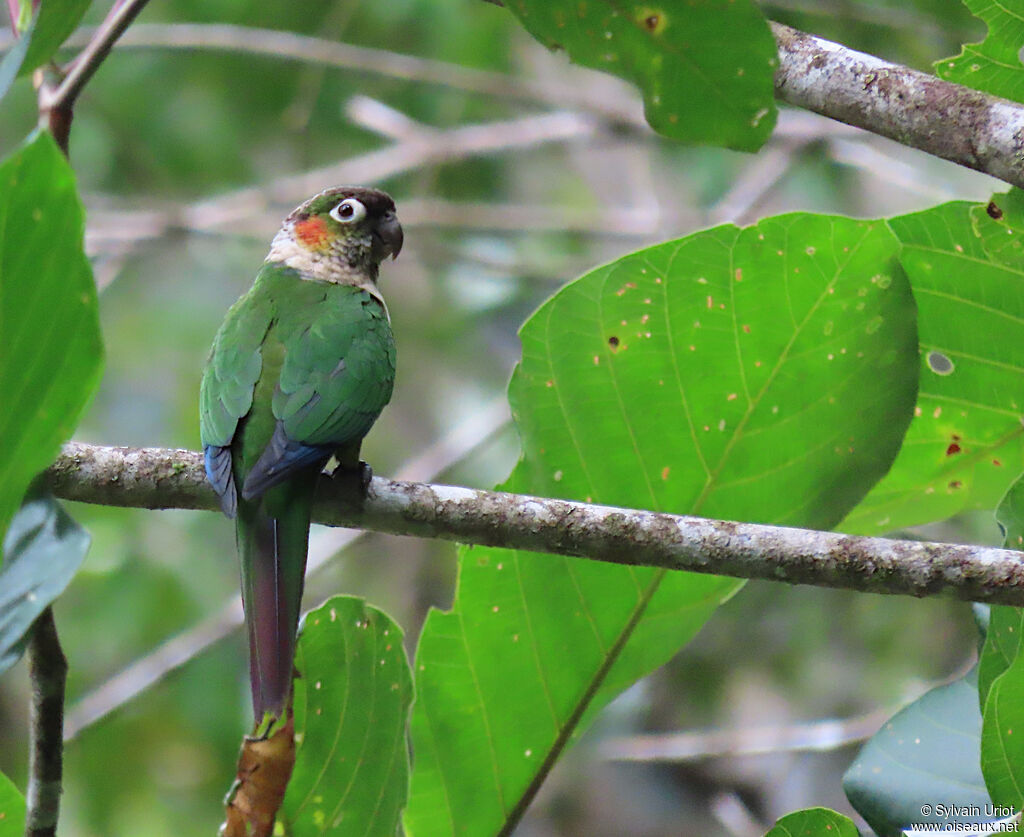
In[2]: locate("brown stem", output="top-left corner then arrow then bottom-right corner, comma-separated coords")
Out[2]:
25,608 -> 66,837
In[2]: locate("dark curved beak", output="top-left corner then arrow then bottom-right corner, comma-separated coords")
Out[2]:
375,211 -> 403,261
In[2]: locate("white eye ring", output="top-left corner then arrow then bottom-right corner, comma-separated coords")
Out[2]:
329,198 -> 367,224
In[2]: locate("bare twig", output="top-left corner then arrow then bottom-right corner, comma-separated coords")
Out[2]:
79,109 -> 603,256
37,0 -> 151,115
26,21 -> 644,129
25,608 -> 66,837
43,442 -> 1024,606
601,708 -> 890,762
706,140 -> 803,226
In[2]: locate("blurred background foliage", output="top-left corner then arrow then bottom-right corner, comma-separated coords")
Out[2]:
0,0 -> 1004,834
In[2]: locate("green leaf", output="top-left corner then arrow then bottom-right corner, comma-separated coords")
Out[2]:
0,13 -> 35,102
936,0 -> 1024,103
843,202 -> 1024,534
18,0 -> 91,78
980,474 -> 1024,807
0,131 -> 103,543
282,596 -> 413,836
406,214 -> 918,835
502,0 -> 777,151
979,606 -> 1024,709
0,771 -> 25,837
765,808 -> 859,837
970,189 -> 1024,271
0,491 -> 90,676
0,0 -> 90,101
19,0 -> 92,78
982,651 -> 1024,807
844,669 -> 990,836
978,478 -> 1024,706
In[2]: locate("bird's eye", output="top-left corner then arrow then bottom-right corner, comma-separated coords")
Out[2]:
329,198 -> 367,224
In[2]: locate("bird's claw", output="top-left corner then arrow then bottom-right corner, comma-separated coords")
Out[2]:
332,460 -> 373,501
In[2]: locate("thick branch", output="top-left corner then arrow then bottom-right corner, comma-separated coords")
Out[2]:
771,22 -> 1023,188
46,442 -> 1024,605
25,608 -> 66,837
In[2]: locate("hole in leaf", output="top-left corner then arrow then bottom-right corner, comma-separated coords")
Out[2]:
926,351 -> 954,375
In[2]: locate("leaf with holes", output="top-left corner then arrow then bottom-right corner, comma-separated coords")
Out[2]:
766,808 -> 860,837
0,771 -> 24,837
842,202 -> 1024,534
281,596 -> 412,836
502,0 -> 777,151
971,189 -> 1024,270
936,0 -> 1024,102
845,670 -> 990,836
0,131 -> 103,544
405,214 -> 918,835
0,492 -> 90,676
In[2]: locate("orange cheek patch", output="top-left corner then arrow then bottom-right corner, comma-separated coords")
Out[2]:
294,217 -> 331,250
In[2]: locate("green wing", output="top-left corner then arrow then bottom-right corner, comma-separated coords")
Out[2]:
273,286 -> 395,447
239,284 -> 395,500
199,285 -> 273,449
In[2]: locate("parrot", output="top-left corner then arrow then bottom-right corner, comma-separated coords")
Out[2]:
199,186 -> 402,725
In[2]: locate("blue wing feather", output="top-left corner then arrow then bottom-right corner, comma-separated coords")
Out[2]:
204,444 -> 238,517
241,421 -> 333,500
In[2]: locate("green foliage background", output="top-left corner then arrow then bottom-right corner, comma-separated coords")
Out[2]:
0,1 -> 1012,835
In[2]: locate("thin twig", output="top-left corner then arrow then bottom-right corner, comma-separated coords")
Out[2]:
23,21 -> 644,129
601,707 -> 891,762
25,608 -> 66,837
37,0 -> 151,114
79,109 -> 601,252
43,442 -> 1024,606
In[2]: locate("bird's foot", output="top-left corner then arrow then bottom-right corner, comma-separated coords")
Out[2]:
332,460 -> 373,501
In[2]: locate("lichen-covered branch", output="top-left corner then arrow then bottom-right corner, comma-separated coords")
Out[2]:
771,22 -> 1024,188
46,442 -> 1024,605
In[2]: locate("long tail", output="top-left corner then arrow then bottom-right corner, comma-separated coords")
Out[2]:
236,493 -> 312,722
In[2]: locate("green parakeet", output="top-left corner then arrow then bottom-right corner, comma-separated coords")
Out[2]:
200,187 -> 402,723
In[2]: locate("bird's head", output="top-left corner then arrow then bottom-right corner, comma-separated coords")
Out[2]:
268,186 -> 403,284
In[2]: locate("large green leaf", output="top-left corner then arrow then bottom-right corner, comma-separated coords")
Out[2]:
844,669 -> 990,836
0,491 -> 90,676
936,0 -> 1024,102
0,131 -> 103,543
765,808 -> 859,837
502,0 -> 777,151
0,771 -> 25,837
406,214 -> 918,835
282,596 -> 413,837
843,202 -> 1024,534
